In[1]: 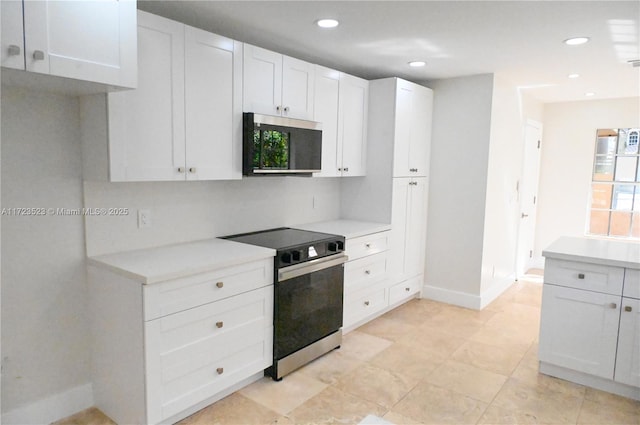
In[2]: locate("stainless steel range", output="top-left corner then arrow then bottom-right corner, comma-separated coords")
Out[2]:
224,227 -> 347,380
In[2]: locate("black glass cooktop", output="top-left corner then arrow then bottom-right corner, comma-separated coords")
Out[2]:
223,227 -> 339,251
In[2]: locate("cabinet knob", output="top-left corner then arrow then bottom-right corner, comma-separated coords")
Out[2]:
364,301 -> 370,306
189,167 -> 196,173
33,50 -> 45,60
216,281 -> 224,289
365,270 -> 371,275
338,168 -> 342,172
410,168 -> 418,172
625,306 -> 633,312
216,321 -> 224,328
284,106 -> 290,113
578,273 -> 585,279
276,105 -> 281,112
343,167 -> 349,172
405,287 -> 411,292
8,45 -> 21,56
216,367 -> 224,375
608,302 -> 617,309
365,243 -> 371,248
177,167 -> 185,173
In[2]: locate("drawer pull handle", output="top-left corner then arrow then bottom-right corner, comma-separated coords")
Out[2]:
8,45 -> 21,56
216,281 -> 224,289
365,270 -> 371,275
609,303 -> 617,309
578,273 -> 585,279
216,367 -> 224,375
405,287 -> 411,292
625,306 -> 633,312
33,50 -> 45,60
216,321 -> 224,328
364,301 -> 370,306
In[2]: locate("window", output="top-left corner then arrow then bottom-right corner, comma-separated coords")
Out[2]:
588,128 -> 640,239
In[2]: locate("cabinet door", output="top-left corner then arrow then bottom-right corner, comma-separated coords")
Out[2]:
539,284 -> 620,379
1,0 -> 25,70
23,0 -> 136,87
282,56 -> 315,120
338,73 -> 368,176
393,80 -> 432,177
389,178 -> 410,280
405,177 -> 428,277
243,44 -> 282,116
615,297 -> 640,387
313,66 -> 340,177
185,27 -> 242,181
108,11 -> 185,182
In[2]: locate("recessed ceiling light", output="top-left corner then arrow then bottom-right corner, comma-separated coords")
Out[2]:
316,19 -> 339,28
564,37 -> 590,45
568,73 -> 580,79
585,92 -> 596,97
408,61 -> 426,67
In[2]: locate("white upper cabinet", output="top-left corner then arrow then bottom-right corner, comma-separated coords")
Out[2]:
243,44 -> 314,120
107,11 -> 241,182
393,79 -> 433,177
337,73 -> 369,176
313,66 -> 341,177
1,0 -> 137,88
313,68 -> 369,177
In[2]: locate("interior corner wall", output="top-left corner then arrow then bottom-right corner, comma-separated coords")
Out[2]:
479,76 -> 543,304
535,97 -> 640,258
423,74 -> 494,308
1,86 -> 92,421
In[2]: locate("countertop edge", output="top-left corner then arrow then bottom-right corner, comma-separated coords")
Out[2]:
542,250 -> 640,270
294,219 -> 392,239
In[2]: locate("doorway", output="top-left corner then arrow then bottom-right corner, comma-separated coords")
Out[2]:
516,119 -> 543,279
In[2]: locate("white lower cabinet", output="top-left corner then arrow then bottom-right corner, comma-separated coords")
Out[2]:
539,258 -> 640,399
89,258 -> 274,424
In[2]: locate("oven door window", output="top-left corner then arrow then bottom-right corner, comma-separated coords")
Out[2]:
253,129 -> 290,170
274,264 -> 344,359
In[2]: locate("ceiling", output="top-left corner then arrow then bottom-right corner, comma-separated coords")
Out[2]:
138,1 -> 640,103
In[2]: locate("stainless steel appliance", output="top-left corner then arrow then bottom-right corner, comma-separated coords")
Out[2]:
224,228 -> 346,380
243,113 -> 323,176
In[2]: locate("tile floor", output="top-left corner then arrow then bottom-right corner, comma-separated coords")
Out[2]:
56,273 -> 640,425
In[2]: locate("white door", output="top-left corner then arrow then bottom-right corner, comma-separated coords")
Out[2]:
313,66 -> 340,177
516,120 -> 543,277
1,0 -> 25,70
615,297 -> 640,387
539,284 -> 620,379
108,11 -> 185,181
393,80 -> 413,177
282,56 -> 315,120
407,86 -> 433,177
22,0 -> 136,87
338,73 -> 368,176
185,26 -> 241,181
243,44 -> 282,116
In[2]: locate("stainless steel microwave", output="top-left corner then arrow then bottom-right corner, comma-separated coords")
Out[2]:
243,113 -> 322,176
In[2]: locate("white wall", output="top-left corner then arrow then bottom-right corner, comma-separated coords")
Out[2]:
423,74 -> 494,306
535,97 -> 640,258
84,177 -> 342,257
479,76 -> 543,303
1,87 -> 91,419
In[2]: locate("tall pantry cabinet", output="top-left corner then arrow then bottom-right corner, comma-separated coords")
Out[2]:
342,77 -> 433,315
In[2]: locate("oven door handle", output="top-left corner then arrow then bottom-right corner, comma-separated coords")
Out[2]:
278,254 -> 348,282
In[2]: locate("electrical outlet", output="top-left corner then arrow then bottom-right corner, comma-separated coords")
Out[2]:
138,209 -> 151,228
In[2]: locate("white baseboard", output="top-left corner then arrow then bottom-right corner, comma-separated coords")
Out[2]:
2,383 -> 93,425
479,274 -> 515,309
421,284 -> 482,310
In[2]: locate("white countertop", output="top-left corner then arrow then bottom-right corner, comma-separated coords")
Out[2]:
88,238 -> 275,284
294,219 -> 391,239
543,236 -> 640,269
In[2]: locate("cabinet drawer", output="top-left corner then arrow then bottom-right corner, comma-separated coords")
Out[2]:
144,258 -> 273,320
344,252 -> 388,295
544,258 -> 624,295
145,287 -> 273,422
623,269 -> 640,300
346,231 -> 390,261
389,275 -> 422,306
344,287 -> 387,328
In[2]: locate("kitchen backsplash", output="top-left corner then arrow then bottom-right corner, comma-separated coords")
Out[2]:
83,176 -> 342,257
